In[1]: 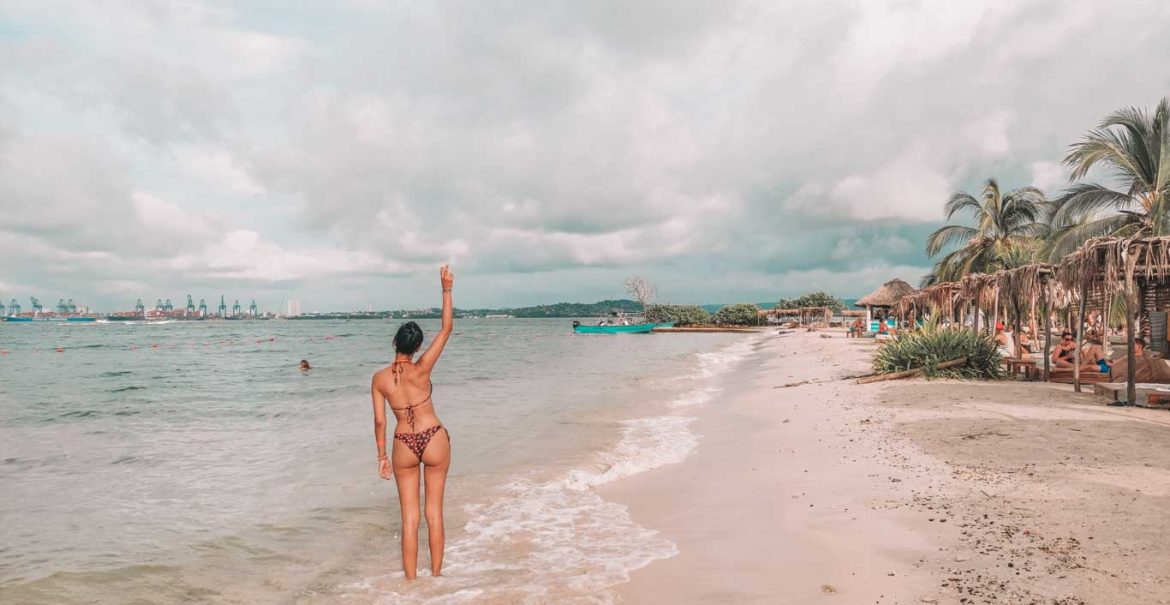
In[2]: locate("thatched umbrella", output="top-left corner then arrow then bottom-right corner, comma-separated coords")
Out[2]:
856,279 -> 916,330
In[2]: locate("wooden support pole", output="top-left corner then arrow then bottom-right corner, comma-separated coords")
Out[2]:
1042,285 -> 1052,382
1012,298 -> 1023,358
1074,281 -> 1089,393
1125,277 -> 1138,406
973,285 -> 981,335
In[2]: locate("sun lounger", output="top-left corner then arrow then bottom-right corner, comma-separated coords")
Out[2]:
1048,368 -> 1110,384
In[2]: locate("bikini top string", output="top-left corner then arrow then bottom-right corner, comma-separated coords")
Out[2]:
390,360 -> 433,433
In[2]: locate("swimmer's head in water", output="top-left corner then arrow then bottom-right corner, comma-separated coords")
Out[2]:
394,321 -> 424,356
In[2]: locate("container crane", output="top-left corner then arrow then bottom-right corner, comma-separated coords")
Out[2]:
30,297 -> 43,315
198,298 -> 208,317
57,298 -> 69,314
232,299 -> 241,317
8,299 -> 20,316
67,299 -> 77,313
218,295 -> 227,317
249,299 -> 258,317
163,299 -> 173,312
0,300 -> 6,316
135,299 -> 145,315
186,295 -> 195,315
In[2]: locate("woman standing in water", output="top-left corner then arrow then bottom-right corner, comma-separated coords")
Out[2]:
371,265 -> 455,578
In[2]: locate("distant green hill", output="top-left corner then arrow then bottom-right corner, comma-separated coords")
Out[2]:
503,299 -> 643,318
700,299 -> 859,313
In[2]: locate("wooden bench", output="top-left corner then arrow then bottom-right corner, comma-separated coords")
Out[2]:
1002,358 -> 1039,380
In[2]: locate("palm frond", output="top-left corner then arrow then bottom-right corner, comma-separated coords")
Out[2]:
1051,183 -> 1135,225
1044,213 -> 1140,260
943,191 -> 982,221
925,224 -> 979,258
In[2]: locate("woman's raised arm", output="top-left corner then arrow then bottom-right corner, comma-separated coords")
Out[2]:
417,265 -> 454,372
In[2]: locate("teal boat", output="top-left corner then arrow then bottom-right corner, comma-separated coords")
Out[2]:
572,310 -> 670,334
572,321 -> 658,334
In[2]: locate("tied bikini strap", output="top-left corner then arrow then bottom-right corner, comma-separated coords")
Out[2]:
389,361 -> 433,433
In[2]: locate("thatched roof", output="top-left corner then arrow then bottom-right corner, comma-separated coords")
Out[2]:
1057,236 -> 1170,293
856,279 -> 916,308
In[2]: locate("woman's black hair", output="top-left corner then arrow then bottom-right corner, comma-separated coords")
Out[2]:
394,321 -> 424,356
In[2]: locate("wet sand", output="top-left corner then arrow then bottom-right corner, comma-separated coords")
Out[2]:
603,330 -> 1170,604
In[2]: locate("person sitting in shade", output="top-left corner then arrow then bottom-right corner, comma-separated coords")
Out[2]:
1018,326 -> 1035,354
1082,332 -> 1111,374
1110,337 -> 1170,383
995,326 -> 1015,358
1051,331 -> 1098,372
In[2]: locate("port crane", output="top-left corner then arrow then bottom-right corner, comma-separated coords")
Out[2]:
135,299 -> 145,315
57,299 -> 69,313
218,295 -> 227,317
30,297 -> 43,316
8,299 -> 20,316
186,295 -> 196,315
0,300 -> 5,316
163,299 -> 173,312
232,299 -> 241,317
198,298 -> 208,317
249,300 -> 258,317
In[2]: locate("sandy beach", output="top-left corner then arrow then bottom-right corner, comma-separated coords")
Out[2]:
603,330 -> 1170,605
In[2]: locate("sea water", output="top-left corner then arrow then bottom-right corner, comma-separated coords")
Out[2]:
0,319 -> 754,604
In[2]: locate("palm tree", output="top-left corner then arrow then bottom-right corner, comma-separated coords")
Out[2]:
924,178 -> 1049,284
1048,97 -> 1170,257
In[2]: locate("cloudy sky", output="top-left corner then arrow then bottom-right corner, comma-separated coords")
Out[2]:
2,0 -> 1169,312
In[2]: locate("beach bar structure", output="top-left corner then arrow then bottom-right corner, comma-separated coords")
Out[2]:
856,279 -> 915,332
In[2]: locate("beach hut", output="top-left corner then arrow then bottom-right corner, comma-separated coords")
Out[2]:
856,279 -> 916,332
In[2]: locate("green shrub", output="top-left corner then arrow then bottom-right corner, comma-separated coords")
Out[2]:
872,324 -> 1003,379
776,291 -> 845,311
713,303 -> 760,325
645,304 -> 711,325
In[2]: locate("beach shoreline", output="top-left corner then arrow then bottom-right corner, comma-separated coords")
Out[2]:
603,330 -> 1170,605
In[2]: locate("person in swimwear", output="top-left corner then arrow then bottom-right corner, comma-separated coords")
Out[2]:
371,265 -> 455,579
1051,331 -> 1078,368
1051,330 -> 1098,371
1082,332 -> 1111,374
299,359 -> 312,371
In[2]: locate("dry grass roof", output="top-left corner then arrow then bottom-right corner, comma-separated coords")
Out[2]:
856,278 -> 916,307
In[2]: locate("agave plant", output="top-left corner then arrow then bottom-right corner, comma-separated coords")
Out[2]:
1048,97 -> 1170,257
872,321 -> 1003,379
924,179 -> 1050,284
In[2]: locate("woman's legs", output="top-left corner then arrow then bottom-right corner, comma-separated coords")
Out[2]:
393,449 -> 422,579
421,429 -> 451,576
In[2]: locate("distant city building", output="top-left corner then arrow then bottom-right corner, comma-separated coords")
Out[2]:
287,299 -> 302,317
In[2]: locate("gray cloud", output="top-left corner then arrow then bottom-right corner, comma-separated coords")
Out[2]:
2,0 -> 1170,311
